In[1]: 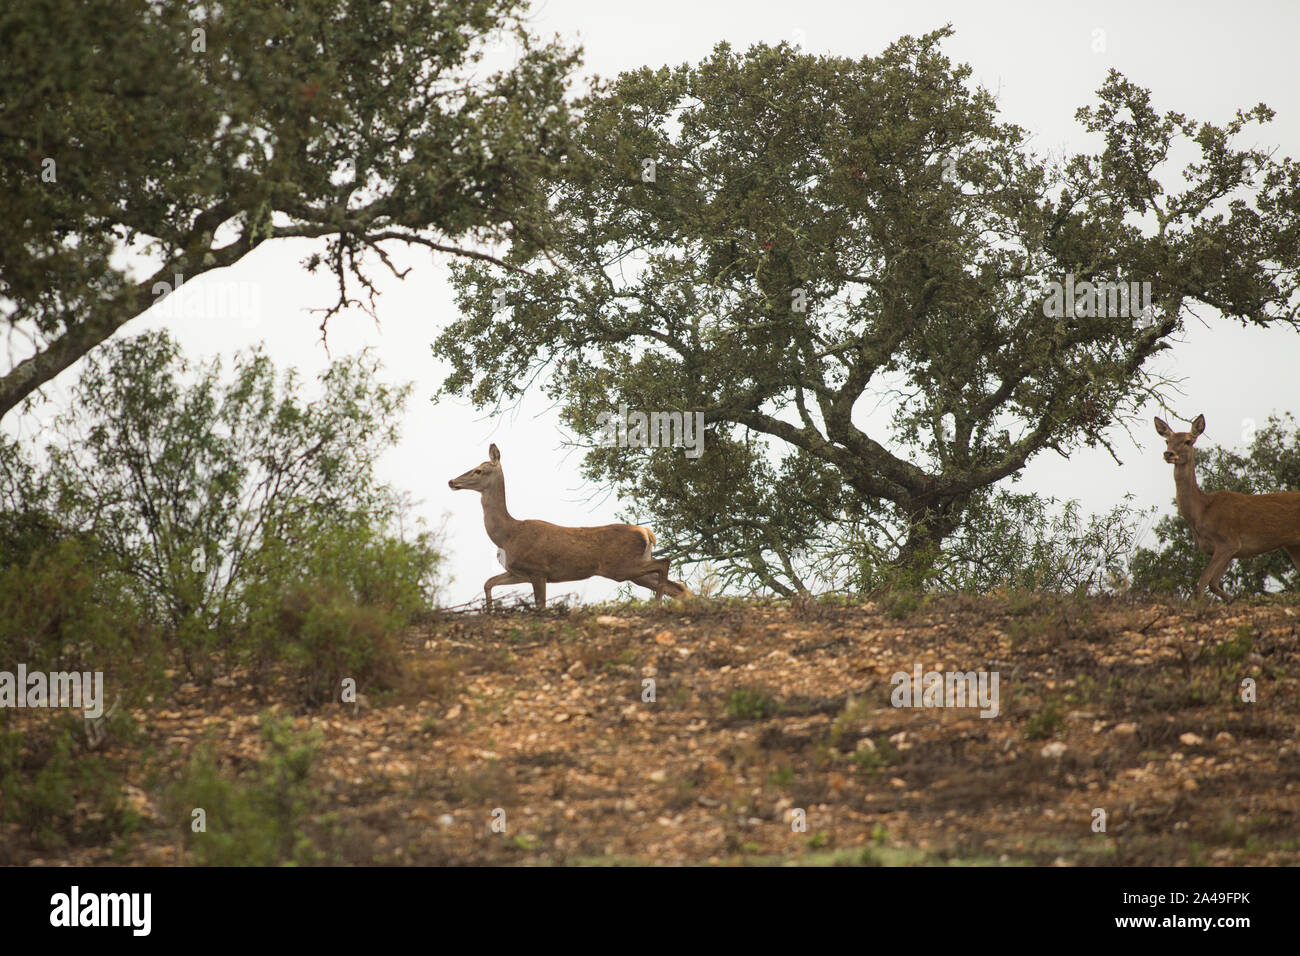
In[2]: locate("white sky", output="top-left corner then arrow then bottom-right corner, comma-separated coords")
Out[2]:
11,0 -> 1300,605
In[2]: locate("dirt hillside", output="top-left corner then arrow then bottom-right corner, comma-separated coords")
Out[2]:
9,593 -> 1300,866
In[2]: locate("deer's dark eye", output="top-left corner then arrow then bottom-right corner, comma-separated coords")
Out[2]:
474,469 -> 482,474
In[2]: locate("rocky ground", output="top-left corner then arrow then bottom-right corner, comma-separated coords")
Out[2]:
7,592 -> 1300,866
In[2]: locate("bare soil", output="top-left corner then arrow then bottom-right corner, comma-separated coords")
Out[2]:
8,593 -> 1300,866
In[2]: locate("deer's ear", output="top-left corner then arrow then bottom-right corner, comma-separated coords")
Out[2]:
1154,416 -> 1172,437
1191,414 -> 1206,437
489,443 -> 500,463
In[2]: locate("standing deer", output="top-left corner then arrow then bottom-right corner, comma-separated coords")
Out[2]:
449,444 -> 691,610
1154,414 -> 1300,600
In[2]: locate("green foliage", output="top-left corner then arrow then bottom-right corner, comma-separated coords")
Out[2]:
767,765 -> 795,787
1131,414 -> 1300,597
166,715 -> 329,866
435,28 -> 1300,594
0,435 -> 60,567
43,330 -> 414,629
0,0 -> 580,417
242,506 -> 441,705
0,327 -> 441,713
820,489 -> 1152,597
5,329 -> 440,686
1208,626 -> 1253,663
0,715 -> 141,852
1024,701 -> 1064,741
850,739 -> 900,774
937,491 -> 1155,593
723,686 -> 779,720
0,537 -> 166,696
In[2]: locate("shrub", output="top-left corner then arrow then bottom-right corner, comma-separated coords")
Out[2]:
166,715 -> 331,866
241,506 -> 440,706
0,714 -> 141,854
0,536 -> 166,698
3,329 -> 442,689
14,330 -> 429,670
723,686 -> 779,720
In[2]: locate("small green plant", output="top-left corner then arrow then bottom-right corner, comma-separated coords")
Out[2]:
850,743 -> 883,773
723,687 -> 779,720
1024,701 -> 1064,741
0,537 -> 166,700
1207,625 -> 1253,663
767,766 -> 795,787
597,649 -> 639,675
828,696 -> 874,748
167,714 -> 329,866
510,834 -> 540,852
806,830 -> 830,849
242,506 -> 439,706
849,737 -> 899,773
883,589 -> 926,620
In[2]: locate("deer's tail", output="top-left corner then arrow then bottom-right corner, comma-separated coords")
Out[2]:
632,525 -> 657,560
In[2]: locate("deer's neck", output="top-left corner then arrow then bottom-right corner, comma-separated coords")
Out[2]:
1172,458 -> 1210,530
479,476 -> 520,546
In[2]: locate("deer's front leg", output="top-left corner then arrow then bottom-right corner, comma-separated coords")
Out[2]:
531,577 -> 547,610
485,571 -> 530,611
1197,546 -> 1238,602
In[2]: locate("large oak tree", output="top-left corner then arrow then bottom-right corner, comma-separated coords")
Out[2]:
434,29 -> 1300,593
0,0 -> 578,418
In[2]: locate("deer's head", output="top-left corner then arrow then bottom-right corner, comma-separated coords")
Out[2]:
449,443 -> 502,492
1154,414 -> 1205,466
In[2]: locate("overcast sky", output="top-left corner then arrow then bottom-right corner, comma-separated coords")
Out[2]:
13,0 -> 1300,605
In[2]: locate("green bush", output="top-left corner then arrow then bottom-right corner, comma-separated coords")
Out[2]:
0,536 -> 165,696
723,686 -> 779,720
810,489 -> 1154,598
0,714 -> 141,853
241,506 -> 440,706
166,715 -> 331,866
2,330 -> 442,692
936,491 -> 1154,594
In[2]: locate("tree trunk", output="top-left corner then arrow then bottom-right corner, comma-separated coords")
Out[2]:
894,500 -> 964,582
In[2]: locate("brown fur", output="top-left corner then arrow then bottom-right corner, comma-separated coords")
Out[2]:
1154,413 -> 1300,600
450,444 -> 692,609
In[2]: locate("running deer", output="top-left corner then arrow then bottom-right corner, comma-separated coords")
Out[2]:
449,444 -> 691,610
1154,414 -> 1300,600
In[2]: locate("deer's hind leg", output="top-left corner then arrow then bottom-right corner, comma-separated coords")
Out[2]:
1285,545 -> 1300,579
631,573 -> 688,598
625,559 -> 670,603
